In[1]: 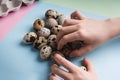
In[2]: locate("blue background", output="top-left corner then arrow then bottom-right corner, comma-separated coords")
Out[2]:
0,2 -> 120,80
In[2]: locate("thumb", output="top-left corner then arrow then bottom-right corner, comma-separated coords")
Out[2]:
83,58 -> 95,72
71,11 -> 86,20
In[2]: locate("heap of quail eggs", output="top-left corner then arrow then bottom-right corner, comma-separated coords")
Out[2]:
23,9 -> 84,60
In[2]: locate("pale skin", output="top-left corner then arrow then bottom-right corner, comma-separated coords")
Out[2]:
50,11 -> 120,80
50,54 -> 99,80
57,11 -> 120,57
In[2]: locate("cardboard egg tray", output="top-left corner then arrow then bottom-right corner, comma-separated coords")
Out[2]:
0,0 -> 35,17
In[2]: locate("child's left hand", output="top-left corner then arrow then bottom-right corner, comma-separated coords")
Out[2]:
49,54 -> 99,80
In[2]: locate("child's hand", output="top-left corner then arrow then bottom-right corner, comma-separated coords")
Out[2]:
57,11 -> 119,57
49,54 -> 99,80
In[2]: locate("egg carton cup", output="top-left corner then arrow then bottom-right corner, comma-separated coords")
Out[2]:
0,0 -> 35,17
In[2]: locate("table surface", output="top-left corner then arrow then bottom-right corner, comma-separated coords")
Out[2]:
0,1 -> 120,80
42,0 -> 120,18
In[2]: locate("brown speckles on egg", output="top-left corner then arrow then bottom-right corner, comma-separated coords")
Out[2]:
69,41 -> 84,50
52,38 -> 56,41
43,46 -> 46,50
33,19 -> 44,31
55,25 -> 58,28
51,25 -> 62,35
80,66 -> 87,71
33,36 -> 47,49
57,29 -> 60,32
45,9 -> 58,19
41,52 -> 44,54
23,32 -> 37,44
30,36 -> 36,42
45,18 -> 58,29
37,28 -> 50,38
23,9 -> 85,61
48,35 -> 57,49
57,14 -> 67,25
40,45 -> 52,60
34,43 -> 41,49
38,20 -> 41,25
26,40 -> 29,42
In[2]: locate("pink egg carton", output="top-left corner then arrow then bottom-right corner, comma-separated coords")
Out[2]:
0,0 -> 35,17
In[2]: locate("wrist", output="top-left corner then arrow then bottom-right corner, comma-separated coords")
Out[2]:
105,18 -> 120,39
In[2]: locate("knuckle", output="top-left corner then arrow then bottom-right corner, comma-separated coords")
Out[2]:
76,30 -> 82,36
62,35 -> 68,41
75,10 -> 80,14
77,23 -> 82,27
66,76 -> 73,80
60,28 -> 65,33
65,76 -> 73,80
64,19 -> 69,24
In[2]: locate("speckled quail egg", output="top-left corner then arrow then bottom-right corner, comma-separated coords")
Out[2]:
40,45 -> 52,60
33,36 -> 47,49
69,41 -> 84,50
23,32 -> 37,44
37,28 -> 50,37
33,19 -> 44,31
51,25 -> 62,35
57,14 -> 67,25
45,9 -> 58,19
60,44 -> 72,57
80,66 -> 87,71
48,34 -> 57,50
45,18 -> 58,29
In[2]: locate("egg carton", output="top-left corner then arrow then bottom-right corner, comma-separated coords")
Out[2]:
0,0 -> 35,17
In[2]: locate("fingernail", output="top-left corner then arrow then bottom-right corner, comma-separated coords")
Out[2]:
51,73 -> 55,76
53,64 -> 58,67
49,72 -> 55,76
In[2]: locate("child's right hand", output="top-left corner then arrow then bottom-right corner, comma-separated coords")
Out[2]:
57,11 -> 120,57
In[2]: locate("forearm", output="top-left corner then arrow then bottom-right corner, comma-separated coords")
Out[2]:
105,18 -> 120,39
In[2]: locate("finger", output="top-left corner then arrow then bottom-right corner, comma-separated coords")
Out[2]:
57,31 -> 84,50
57,25 -> 78,43
51,64 -> 70,80
83,58 -> 95,72
54,54 -> 78,72
71,11 -> 86,20
63,19 -> 80,26
69,45 -> 92,57
50,74 -> 59,80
